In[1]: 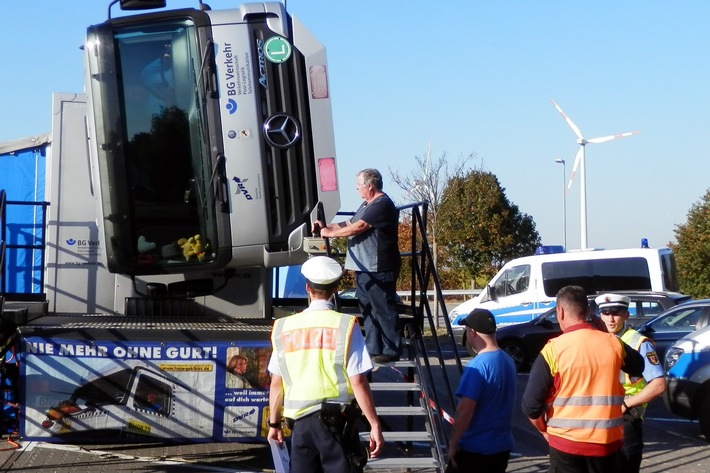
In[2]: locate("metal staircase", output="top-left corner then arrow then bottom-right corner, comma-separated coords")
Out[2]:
355,201 -> 465,472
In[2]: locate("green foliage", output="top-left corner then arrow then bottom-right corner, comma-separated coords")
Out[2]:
437,170 -> 541,283
670,189 -> 710,298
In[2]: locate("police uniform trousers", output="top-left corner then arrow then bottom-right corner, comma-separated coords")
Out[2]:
620,414 -> 643,473
290,411 -> 357,473
548,446 -> 622,473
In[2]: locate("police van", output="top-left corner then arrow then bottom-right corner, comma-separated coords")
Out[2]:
448,247 -> 679,328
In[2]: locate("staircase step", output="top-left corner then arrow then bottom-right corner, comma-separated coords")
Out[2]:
388,359 -> 416,369
361,431 -> 433,442
370,382 -> 421,392
375,405 -> 427,416
365,456 -> 440,470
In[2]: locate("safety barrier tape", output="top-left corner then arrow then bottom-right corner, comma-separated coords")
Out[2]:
385,365 -> 455,425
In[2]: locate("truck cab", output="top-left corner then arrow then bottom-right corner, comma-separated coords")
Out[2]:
84,1 -> 339,276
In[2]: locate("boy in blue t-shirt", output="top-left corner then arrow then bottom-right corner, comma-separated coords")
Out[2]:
447,309 -> 516,473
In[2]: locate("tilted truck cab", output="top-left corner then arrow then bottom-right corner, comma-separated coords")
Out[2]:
84,1 -> 339,276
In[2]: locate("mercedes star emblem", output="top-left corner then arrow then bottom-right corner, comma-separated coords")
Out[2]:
263,113 -> 300,149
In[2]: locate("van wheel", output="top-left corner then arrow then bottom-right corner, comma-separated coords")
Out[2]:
699,396 -> 710,441
500,340 -> 527,371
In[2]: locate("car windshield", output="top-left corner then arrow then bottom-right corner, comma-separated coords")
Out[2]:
648,307 -> 706,332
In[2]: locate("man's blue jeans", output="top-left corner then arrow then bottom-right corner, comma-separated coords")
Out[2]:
355,271 -> 401,357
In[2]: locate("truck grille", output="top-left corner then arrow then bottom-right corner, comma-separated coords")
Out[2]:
252,25 -> 318,249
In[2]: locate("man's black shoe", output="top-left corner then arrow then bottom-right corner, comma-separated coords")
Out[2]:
372,354 -> 400,364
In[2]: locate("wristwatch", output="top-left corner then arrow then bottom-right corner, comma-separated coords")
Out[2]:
267,420 -> 282,429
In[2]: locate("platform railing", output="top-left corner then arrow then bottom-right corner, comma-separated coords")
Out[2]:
0,189 -> 49,297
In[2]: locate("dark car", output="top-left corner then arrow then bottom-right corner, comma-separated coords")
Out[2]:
493,291 -> 692,371
634,299 -> 710,362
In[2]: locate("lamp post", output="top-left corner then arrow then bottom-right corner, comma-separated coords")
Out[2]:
554,158 -> 567,251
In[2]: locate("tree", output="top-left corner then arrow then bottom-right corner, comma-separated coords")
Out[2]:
670,189 -> 710,298
438,170 -> 541,285
390,145 -> 472,232
390,146 -> 473,325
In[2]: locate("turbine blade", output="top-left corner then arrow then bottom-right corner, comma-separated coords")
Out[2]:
566,147 -> 584,194
551,99 -> 584,140
587,130 -> 640,144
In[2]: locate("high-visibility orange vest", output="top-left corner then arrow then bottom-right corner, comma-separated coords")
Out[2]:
272,310 -> 358,419
541,327 -> 625,447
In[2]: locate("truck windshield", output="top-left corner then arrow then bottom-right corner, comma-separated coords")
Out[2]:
88,15 -> 220,274
116,21 -> 216,268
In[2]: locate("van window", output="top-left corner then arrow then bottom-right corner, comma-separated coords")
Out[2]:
541,257 -> 651,297
661,253 -> 680,292
492,265 -> 531,297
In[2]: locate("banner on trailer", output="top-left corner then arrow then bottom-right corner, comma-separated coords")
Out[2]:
19,336 -> 274,442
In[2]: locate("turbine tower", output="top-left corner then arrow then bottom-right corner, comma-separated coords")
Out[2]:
550,100 -> 639,250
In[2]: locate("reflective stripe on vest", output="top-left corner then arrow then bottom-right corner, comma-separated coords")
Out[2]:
619,329 -> 649,393
620,328 -> 650,416
541,328 -> 625,445
272,310 -> 356,419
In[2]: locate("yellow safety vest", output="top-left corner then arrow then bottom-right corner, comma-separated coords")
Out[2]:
619,328 -> 649,396
542,328 -> 625,446
272,309 -> 357,420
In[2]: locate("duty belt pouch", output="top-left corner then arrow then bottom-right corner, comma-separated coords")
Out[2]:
624,405 -> 643,420
320,402 -> 348,433
320,401 -> 368,471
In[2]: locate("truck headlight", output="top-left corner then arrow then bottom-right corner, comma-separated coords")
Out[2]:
664,346 -> 684,371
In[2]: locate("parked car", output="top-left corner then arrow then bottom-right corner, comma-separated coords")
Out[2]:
662,315 -> 710,441
487,291 -> 692,371
634,299 -> 710,362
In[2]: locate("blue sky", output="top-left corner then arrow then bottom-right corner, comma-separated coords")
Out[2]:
1,1 -> 708,252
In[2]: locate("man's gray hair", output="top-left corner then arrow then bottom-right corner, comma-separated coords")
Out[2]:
358,168 -> 383,191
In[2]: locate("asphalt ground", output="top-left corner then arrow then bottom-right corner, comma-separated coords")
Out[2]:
1,311 -> 709,472
2,371 -> 707,473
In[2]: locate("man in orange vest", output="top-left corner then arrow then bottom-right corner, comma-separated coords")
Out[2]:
522,285 -> 644,472
267,256 -> 384,473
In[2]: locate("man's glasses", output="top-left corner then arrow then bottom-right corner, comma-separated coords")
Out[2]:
601,308 -> 625,316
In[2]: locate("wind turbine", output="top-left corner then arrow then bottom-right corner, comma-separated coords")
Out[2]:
550,99 -> 639,250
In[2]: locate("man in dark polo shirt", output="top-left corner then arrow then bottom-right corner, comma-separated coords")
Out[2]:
314,168 -> 401,363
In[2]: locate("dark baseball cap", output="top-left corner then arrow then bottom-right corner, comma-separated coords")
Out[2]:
458,308 -> 497,334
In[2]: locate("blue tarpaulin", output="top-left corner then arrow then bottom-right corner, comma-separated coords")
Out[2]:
0,135 -> 48,294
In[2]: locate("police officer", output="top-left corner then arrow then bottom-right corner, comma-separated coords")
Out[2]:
266,256 -> 384,473
597,293 -> 667,473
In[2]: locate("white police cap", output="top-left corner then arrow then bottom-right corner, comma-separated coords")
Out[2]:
301,256 -> 342,285
595,293 -> 631,310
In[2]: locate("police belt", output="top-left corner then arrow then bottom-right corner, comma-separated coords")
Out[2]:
286,401 -> 361,431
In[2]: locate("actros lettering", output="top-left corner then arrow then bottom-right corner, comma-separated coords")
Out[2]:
256,39 -> 267,88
